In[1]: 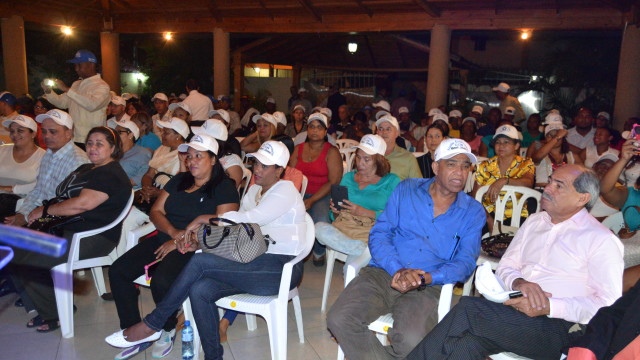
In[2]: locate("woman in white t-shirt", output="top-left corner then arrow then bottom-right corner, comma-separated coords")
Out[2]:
106,141 -> 306,359
529,122 -> 582,187
0,116 -> 45,217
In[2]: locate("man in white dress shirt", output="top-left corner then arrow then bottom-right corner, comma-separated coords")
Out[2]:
182,79 -> 213,121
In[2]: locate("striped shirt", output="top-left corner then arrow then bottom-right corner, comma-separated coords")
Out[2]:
18,141 -> 89,216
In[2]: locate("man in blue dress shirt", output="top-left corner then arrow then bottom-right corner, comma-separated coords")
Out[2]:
327,138 -> 485,360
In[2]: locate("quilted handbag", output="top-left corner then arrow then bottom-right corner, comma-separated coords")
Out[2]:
196,217 -> 274,263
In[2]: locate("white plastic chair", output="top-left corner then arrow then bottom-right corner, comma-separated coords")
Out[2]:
335,139 -> 359,150
300,175 -> 308,197
320,246 -> 372,313
602,211 -> 624,235
185,214 -> 315,360
240,167 -> 252,200
462,185 -> 542,296
339,148 -> 357,174
336,249 -> 454,360
519,147 -> 528,157
53,190 -> 134,338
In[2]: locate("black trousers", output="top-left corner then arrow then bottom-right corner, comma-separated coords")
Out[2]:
406,296 -> 583,360
9,230 -> 116,321
109,234 -> 194,331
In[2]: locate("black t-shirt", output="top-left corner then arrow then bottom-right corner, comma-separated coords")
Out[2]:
161,172 -> 239,242
55,161 -> 132,240
226,136 -> 242,157
416,152 -> 435,179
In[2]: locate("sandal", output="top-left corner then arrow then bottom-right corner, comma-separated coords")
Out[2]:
26,315 -> 44,328
36,319 -> 60,333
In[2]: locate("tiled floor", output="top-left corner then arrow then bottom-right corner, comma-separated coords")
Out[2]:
0,260 -> 345,360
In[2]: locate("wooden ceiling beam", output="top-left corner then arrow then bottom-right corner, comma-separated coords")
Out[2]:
413,0 -> 440,17
208,0 -> 223,23
354,0 -> 373,17
297,0 -> 323,22
256,0 -> 275,20
233,37 -> 272,54
597,0 -> 631,11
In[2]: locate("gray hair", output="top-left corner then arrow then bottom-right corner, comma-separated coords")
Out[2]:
572,168 -> 600,210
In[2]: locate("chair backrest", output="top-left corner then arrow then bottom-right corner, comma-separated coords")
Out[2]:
240,167 -> 252,200
519,147 -> 528,157
335,139 -> 359,150
276,214 -> 315,302
339,148 -> 357,174
475,185 -> 541,230
69,189 -> 134,267
602,211 -> 624,234
300,175 -> 308,197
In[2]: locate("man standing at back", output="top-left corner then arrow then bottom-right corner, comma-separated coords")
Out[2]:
327,139 -> 485,360
43,49 -> 110,148
182,79 -> 213,121
493,82 -> 526,125
4,109 -> 88,226
407,164 -> 624,360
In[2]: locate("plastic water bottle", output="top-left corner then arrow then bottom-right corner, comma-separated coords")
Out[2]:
182,320 -> 194,360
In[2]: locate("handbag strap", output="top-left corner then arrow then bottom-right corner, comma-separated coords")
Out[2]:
208,217 -> 238,226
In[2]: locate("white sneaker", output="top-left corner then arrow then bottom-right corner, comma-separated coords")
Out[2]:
151,329 -> 176,358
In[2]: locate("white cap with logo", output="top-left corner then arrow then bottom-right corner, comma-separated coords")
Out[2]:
192,119 -> 228,141
208,109 -> 230,124
168,102 -> 192,115
433,113 -> 449,125
352,134 -> 386,156
492,82 -> 510,93
375,115 -> 400,131
372,100 -> 390,112
428,108 -> 442,117
3,115 -> 38,132
35,109 -> 73,129
247,140 -> 290,167
449,110 -> 462,118
273,111 -> 287,126
493,125 -> 520,141
253,113 -> 278,128
434,138 -> 477,164
107,118 -> 140,139
308,113 -> 328,127
178,133 -> 219,155
157,117 -> 190,139
152,93 -> 169,102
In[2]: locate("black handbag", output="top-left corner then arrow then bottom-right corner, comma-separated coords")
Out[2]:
196,217 -> 274,263
480,222 -> 515,258
28,197 -> 84,237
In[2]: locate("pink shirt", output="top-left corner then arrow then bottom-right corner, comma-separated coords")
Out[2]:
496,208 -> 624,324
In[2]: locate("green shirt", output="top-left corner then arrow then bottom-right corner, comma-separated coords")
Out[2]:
386,145 -> 422,180
330,171 -> 402,221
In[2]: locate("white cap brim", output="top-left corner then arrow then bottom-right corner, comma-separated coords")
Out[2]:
352,144 -> 378,156
3,118 -> 37,132
440,151 -> 478,165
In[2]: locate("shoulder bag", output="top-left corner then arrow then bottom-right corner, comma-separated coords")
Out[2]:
196,217 -> 274,263
28,197 -> 84,237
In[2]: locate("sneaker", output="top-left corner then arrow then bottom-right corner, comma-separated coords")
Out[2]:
114,341 -> 153,360
151,329 -> 176,358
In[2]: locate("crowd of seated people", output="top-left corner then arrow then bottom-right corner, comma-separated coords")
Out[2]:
2,49 -> 640,360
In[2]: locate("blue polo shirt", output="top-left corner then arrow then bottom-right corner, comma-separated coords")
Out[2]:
368,177 -> 485,285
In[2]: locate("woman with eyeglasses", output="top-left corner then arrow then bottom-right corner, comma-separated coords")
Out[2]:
108,118 -> 151,190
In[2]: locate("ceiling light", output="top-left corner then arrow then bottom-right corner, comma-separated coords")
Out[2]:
520,30 -> 531,40
164,32 -> 173,41
348,42 -> 358,54
61,26 -> 73,36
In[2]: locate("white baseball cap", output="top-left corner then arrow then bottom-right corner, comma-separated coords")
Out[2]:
398,107 -> 409,114
320,107 -> 332,119
492,82 -> 510,93
428,108 -> 442,116
168,102 -> 192,115
597,111 -> 611,121
247,140 -> 290,167
504,106 -> 516,116
544,122 -> 566,136
375,110 -> 391,120
192,119 -> 228,141
471,105 -> 484,115
308,113 -> 328,127
35,109 -> 73,129
433,113 -> 449,125
3,115 -> 38,132
493,124 -> 519,141
152,93 -> 169,102
108,118 -> 140,139
157,117 -> 190,139
544,112 -> 563,125
266,97 -> 276,104
178,93 -> 187,100
292,104 -> 306,113
462,117 -> 477,125
375,115 -> 400,131
178,133 -> 219,155
352,134 -> 386,156
121,93 -> 138,101
273,111 -> 287,126
110,96 -> 126,107
253,113 -> 278,128
372,100 -> 390,112
208,109 -> 230,124
298,87 -> 308,94
449,110 -> 462,118
434,138 -> 477,164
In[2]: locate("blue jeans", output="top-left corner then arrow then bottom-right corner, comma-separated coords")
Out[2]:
304,193 -> 331,257
315,222 -> 367,269
143,252 -> 303,360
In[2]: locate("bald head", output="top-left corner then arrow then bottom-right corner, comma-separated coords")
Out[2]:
542,164 -> 599,223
